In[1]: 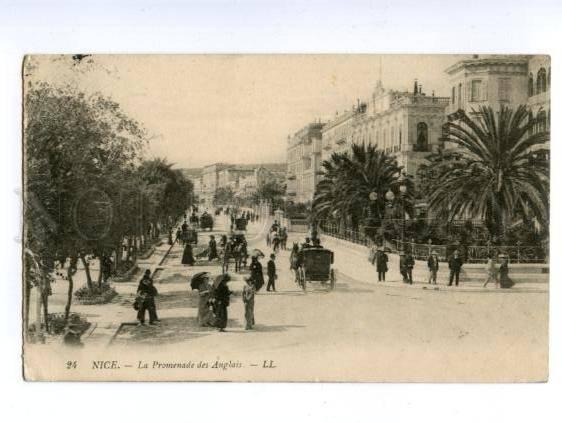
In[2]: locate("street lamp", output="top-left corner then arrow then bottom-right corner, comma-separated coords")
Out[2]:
386,175 -> 408,249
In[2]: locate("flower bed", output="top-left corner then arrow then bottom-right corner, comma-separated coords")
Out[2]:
48,312 -> 91,335
74,283 -> 118,305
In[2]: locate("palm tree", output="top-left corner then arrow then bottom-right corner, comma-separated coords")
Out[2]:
426,105 -> 549,242
312,143 -> 414,233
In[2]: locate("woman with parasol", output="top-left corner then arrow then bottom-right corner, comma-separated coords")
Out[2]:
211,274 -> 232,332
190,272 -> 214,327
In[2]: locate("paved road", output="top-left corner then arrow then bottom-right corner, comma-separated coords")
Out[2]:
25,212 -> 548,382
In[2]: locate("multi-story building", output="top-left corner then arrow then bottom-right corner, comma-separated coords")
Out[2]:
201,163 -> 229,206
320,80 -> 449,179
198,163 -> 286,205
286,122 -> 325,203
445,54 -> 550,149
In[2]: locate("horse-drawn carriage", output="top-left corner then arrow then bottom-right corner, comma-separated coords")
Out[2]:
221,233 -> 248,273
199,213 -> 214,231
234,217 -> 247,231
293,247 -> 336,291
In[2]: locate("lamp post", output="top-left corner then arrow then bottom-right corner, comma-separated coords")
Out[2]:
386,175 -> 408,249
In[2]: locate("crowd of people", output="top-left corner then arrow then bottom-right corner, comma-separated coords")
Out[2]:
134,206 -> 516,331
369,246 -> 513,288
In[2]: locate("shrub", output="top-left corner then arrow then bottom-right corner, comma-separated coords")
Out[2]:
74,282 -> 118,305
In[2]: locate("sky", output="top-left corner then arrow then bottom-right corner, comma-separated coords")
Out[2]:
27,54 -> 467,168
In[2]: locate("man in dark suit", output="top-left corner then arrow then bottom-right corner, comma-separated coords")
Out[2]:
448,250 -> 463,286
266,254 -> 277,292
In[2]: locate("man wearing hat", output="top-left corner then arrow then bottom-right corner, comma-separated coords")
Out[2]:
399,251 -> 409,283
266,253 -> 277,292
427,250 -> 439,285
375,247 -> 388,282
448,249 -> 463,286
136,270 -> 159,326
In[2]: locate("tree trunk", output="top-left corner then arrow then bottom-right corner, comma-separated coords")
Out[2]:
133,237 -> 138,262
125,237 -> 132,262
80,254 -> 94,291
64,256 -> 78,323
97,257 -> 104,289
42,289 -> 49,333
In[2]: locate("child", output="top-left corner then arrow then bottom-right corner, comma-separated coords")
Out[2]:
242,277 -> 256,330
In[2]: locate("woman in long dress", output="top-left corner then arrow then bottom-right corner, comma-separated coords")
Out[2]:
250,256 -> 265,291
498,254 -> 515,288
182,242 -> 195,265
212,276 -> 231,331
197,277 -> 214,327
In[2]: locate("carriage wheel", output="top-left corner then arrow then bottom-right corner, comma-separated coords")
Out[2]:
329,269 -> 336,291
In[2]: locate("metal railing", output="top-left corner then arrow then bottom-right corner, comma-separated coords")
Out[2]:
319,223 -> 548,264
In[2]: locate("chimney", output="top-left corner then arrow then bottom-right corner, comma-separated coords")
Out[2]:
414,79 -> 418,95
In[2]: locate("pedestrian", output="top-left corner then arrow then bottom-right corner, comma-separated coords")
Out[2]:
191,272 -> 214,327
498,254 -> 515,288
211,274 -> 231,332
404,251 -> 415,284
135,270 -> 159,326
167,228 -> 173,245
175,228 -> 182,244
375,247 -> 388,282
427,250 -> 439,285
267,254 -> 277,292
399,251 -> 408,283
250,255 -> 265,291
272,231 -> 280,253
208,235 -> 218,261
101,254 -> 113,283
181,242 -> 195,266
243,277 -> 256,330
483,253 -> 498,288
448,249 -> 463,286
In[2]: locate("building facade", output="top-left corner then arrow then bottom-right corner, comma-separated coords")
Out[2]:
445,54 -> 550,149
286,122 -> 325,203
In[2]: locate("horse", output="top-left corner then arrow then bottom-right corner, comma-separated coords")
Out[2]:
289,242 -> 301,283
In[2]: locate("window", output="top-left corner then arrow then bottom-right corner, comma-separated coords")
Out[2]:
451,86 -> 455,104
537,68 -> 547,94
471,80 -> 482,102
528,73 -> 534,97
498,78 -> 511,102
458,83 -> 462,104
416,122 -> 428,152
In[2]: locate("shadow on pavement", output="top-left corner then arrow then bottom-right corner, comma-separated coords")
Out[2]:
156,290 -> 199,309
111,316 -> 214,345
251,324 -> 305,332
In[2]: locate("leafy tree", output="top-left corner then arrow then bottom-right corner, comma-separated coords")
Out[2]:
422,105 -> 549,243
24,83 -> 147,327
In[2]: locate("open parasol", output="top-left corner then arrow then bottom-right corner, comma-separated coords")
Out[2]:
213,273 -> 231,289
250,248 -> 265,258
190,272 -> 209,290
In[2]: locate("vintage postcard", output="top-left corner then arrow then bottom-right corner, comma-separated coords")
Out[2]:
22,54 -> 549,382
